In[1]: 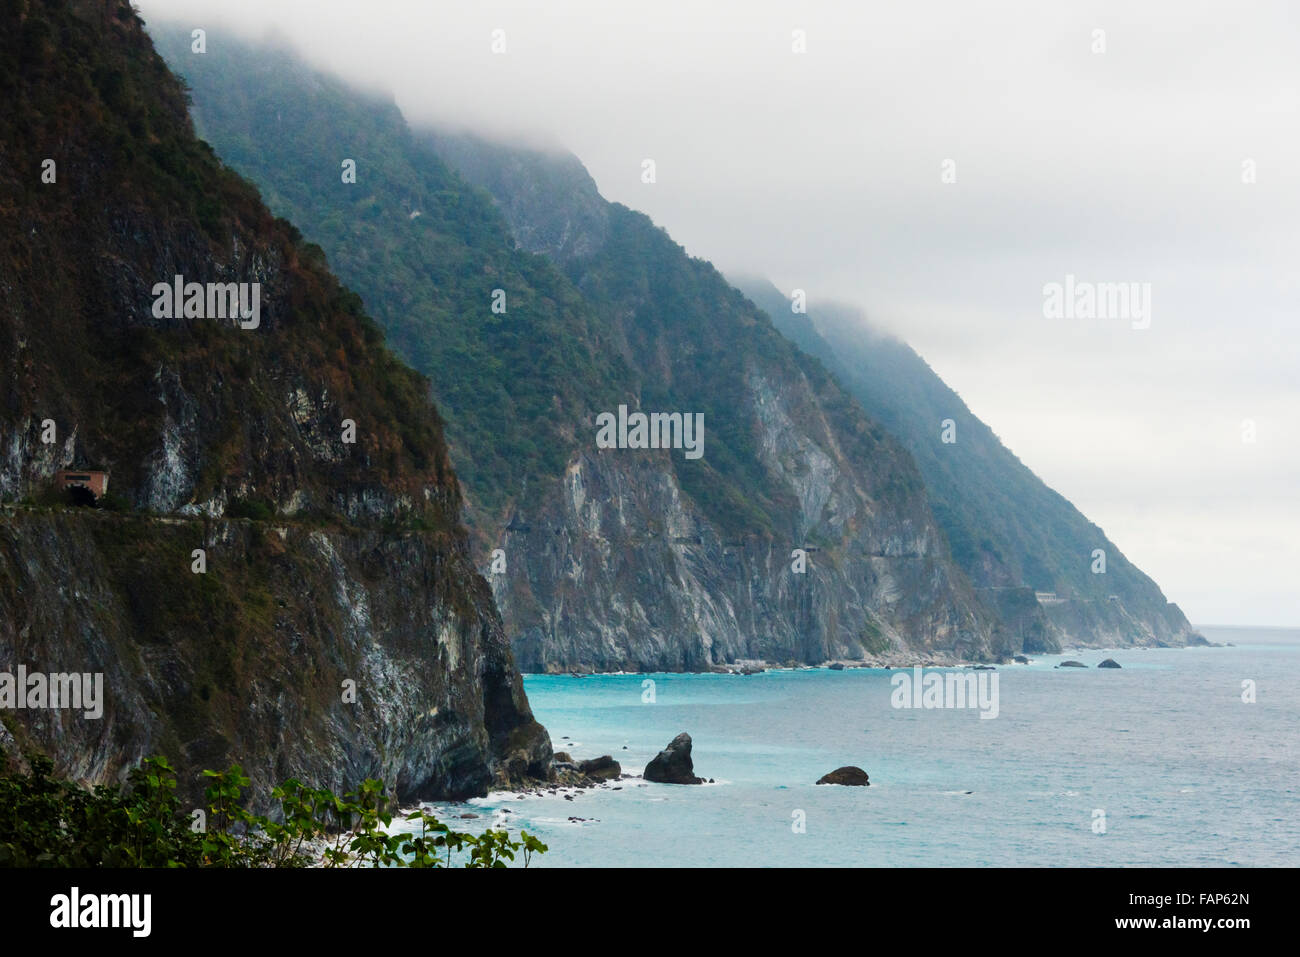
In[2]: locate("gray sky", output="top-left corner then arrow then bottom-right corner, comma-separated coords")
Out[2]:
142,0 -> 1299,626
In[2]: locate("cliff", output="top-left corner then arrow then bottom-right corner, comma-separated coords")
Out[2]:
157,29 -> 1004,670
733,279 -> 1204,649
0,0 -> 550,808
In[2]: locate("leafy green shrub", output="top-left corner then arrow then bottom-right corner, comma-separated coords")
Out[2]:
25,483 -> 64,508
98,491 -> 133,512
0,754 -> 547,868
226,497 -> 275,521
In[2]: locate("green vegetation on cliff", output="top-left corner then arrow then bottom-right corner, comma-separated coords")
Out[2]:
2,0 -> 457,521
150,30 -> 630,518
156,31 -> 931,543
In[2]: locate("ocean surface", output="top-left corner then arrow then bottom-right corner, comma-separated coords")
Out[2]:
410,626 -> 1299,866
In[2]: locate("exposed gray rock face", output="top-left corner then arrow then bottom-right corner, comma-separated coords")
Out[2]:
491,448 -> 991,673
425,136 -> 999,673
141,369 -> 200,513
0,510 -> 550,812
456,173 -> 997,672
0,420 -> 76,502
644,732 -> 703,784
733,278 -> 1205,652
1041,598 -> 1204,649
423,131 -> 610,264
977,587 -> 1063,654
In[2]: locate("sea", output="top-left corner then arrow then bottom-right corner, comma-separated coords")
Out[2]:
405,626 -> 1299,867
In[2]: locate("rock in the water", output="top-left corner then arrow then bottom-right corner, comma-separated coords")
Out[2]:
644,732 -> 704,784
828,663 -> 845,671
1097,658 -> 1122,669
1013,655 -> 1030,664
1057,660 -> 1088,668
816,766 -> 871,786
577,755 -> 622,781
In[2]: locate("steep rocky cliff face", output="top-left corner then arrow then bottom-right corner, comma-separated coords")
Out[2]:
0,511 -> 548,803
733,279 -> 1203,649
496,408 -> 993,672
0,0 -> 549,807
159,30 -> 1004,671
462,196 -> 1000,671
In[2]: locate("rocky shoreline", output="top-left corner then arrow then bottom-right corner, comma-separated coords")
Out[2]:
543,641 -> 1223,677
554,652 -> 1006,677
380,643 -> 1209,858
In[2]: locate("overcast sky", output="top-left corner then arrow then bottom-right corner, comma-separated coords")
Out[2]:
142,0 -> 1299,627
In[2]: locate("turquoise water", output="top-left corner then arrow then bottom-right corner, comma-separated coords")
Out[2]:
418,627 -> 1300,866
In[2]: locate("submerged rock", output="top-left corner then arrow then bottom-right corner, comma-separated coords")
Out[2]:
644,732 -> 704,784
816,766 -> 871,786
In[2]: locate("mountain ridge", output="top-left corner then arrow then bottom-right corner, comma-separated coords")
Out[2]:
158,27 -> 1011,671
731,277 -> 1203,649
